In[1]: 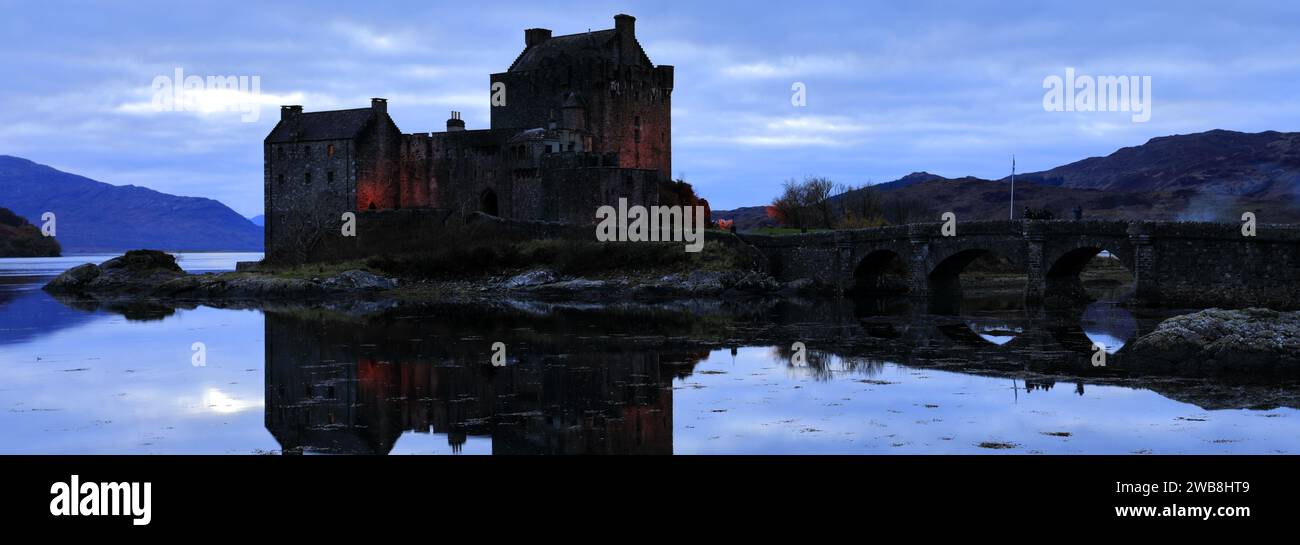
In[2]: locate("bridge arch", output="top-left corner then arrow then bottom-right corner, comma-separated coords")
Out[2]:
928,247 -> 1025,293
851,249 -> 908,294
1043,245 -> 1134,302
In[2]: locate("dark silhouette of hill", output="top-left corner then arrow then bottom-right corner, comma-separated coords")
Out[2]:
1012,130 -> 1300,199
0,206 -> 60,257
715,129 -> 1300,229
0,156 -> 263,253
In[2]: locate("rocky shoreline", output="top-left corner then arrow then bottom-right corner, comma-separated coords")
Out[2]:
42,249 -> 819,303
43,251 -> 1300,378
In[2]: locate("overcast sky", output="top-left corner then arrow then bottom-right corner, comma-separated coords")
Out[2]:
3,0 -> 1299,216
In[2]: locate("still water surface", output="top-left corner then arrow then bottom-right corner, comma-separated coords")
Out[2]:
0,253 -> 1296,454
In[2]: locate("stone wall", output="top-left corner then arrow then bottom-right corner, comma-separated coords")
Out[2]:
490,62 -> 673,178
354,112 -> 404,211
1136,222 -> 1300,308
540,165 -> 659,224
264,138 -> 357,265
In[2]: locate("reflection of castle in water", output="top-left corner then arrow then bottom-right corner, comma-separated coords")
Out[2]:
264,310 -> 705,454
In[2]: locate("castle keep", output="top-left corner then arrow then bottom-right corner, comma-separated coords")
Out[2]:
263,14 -> 673,263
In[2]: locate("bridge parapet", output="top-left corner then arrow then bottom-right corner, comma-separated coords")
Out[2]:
1034,220 -> 1130,237
741,220 -> 1300,309
1131,220 -> 1300,242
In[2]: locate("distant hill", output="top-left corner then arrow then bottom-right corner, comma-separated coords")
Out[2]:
1012,130 -> 1300,200
711,206 -> 776,231
830,172 -> 1300,224
0,156 -> 263,253
865,171 -> 947,192
0,206 -> 60,257
720,129 -> 1300,229
249,214 -> 265,227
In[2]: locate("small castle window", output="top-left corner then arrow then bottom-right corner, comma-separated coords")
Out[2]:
304,172 -> 311,185
302,146 -> 310,157
277,174 -> 285,184
327,144 -> 335,157
327,171 -> 335,183
634,116 -> 641,127
277,146 -> 284,158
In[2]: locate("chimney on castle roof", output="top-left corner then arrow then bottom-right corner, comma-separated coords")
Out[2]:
614,14 -> 635,37
614,14 -> 637,65
447,111 -> 465,132
525,27 -> 552,47
371,97 -> 388,115
281,105 -> 302,122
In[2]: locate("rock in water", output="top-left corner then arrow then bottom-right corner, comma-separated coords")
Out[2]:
1128,308 -> 1300,373
43,263 -> 101,291
100,249 -> 183,273
44,250 -> 185,294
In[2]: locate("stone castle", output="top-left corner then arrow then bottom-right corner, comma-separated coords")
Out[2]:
263,14 -> 673,263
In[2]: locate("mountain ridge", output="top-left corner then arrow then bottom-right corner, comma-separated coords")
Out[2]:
0,155 -> 263,253
715,129 -> 1300,229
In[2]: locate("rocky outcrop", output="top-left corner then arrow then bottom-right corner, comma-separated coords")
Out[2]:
502,269 -> 557,289
320,270 -> 398,291
1128,308 -> 1300,373
44,250 -> 184,294
45,250 -> 398,300
487,268 -> 804,298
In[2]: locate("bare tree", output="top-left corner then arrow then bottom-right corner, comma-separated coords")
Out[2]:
768,176 -> 836,229
833,183 -> 886,228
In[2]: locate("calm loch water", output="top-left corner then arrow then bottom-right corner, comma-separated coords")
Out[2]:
1,254 -> 1297,454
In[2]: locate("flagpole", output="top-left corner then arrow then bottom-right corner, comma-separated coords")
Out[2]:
1009,154 -> 1016,220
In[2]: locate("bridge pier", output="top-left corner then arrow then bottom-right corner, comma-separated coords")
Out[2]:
1127,225 -> 1158,305
1023,222 -> 1045,304
907,224 -> 932,297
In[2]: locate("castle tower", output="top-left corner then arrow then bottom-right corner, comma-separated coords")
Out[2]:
489,14 -> 673,180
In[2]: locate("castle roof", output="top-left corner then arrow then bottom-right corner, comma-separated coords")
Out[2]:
508,29 -> 652,72
266,108 -> 374,143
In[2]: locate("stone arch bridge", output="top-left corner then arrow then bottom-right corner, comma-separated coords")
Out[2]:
741,220 -> 1300,308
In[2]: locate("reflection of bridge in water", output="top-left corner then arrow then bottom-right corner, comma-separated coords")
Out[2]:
744,220 -> 1300,308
